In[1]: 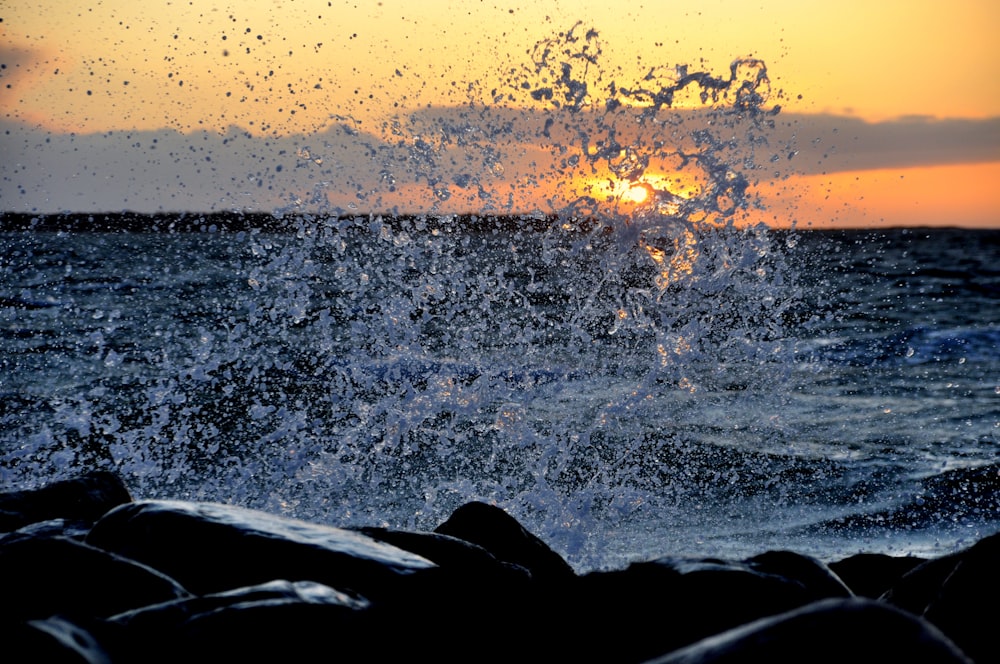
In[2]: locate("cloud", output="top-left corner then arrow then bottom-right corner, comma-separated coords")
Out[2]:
0,43 -> 43,72
770,114 -> 1000,175
2,106 -> 998,215
0,41 -> 62,117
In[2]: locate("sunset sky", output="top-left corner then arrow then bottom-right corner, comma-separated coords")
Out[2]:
2,0 -> 998,227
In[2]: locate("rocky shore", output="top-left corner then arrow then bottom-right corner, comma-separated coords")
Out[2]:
1,472 -> 993,663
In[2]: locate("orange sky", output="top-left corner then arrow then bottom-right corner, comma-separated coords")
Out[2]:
2,0 -> 998,226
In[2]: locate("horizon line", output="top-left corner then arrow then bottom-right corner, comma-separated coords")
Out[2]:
1,210 -> 993,234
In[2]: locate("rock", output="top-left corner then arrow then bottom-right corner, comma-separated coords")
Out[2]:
7,518 -> 94,542
644,598 -> 972,664
744,550 -> 853,600
85,500 -> 437,599
0,475 -> 992,664
828,552 -> 926,598
0,532 -> 190,622
164,598 -> 369,662
109,580 -> 370,662
7,616 -> 114,664
885,532 -> 999,664
112,578 -> 369,626
565,555 -> 826,663
433,501 -> 575,582
356,526 -> 532,581
0,471 -> 131,532
350,526 -> 556,663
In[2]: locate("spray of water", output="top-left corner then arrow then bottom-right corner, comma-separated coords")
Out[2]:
2,24 -> 803,568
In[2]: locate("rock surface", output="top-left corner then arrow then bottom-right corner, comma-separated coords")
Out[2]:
0,470 -> 131,532
1,473 -> 990,663
86,499 -> 437,598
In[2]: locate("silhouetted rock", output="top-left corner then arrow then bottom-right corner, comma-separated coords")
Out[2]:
433,501 -> 575,582
7,616 -> 114,664
645,598 -> 972,664
744,550 -> 853,600
563,555 -> 833,662
0,471 -> 131,532
0,475 -> 993,664
353,525 -> 549,662
7,518 -> 94,541
109,580 -> 370,662
0,532 -> 190,622
884,532 -> 999,664
829,552 -> 925,598
357,526 -> 529,577
85,500 -> 436,598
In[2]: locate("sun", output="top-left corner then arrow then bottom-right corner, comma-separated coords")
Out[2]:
621,182 -> 652,205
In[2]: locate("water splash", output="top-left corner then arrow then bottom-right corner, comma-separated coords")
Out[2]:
2,24 -> 804,568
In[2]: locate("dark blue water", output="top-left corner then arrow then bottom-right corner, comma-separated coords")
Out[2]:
1,221 -> 997,569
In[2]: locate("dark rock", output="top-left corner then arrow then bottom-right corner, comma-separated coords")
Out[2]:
357,526 -> 532,580
829,552 -> 926,598
166,599 -> 369,662
0,475 -> 992,663
112,578 -> 369,626
109,580 -> 370,662
352,527 -> 550,662
6,616 -> 113,664
0,471 -> 131,532
745,550 -> 853,599
7,518 -> 94,541
565,555 -> 826,663
885,531 -> 999,664
433,501 -> 575,582
85,500 -> 437,598
0,532 -> 190,621
646,598 -> 972,664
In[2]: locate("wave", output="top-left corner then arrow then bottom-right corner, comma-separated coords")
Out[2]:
798,325 -> 1000,367
798,462 -> 1000,535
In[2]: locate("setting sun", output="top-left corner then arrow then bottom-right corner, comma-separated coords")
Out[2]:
622,183 -> 652,205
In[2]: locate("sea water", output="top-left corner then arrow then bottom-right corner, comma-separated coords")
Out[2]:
2,224 -> 996,570
1,25 -> 997,570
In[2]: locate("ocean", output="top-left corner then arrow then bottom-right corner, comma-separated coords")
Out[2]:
1,216 -> 997,570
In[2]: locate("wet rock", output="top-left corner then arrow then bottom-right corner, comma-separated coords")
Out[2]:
109,580 -> 370,662
357,526 -> 532,580
565,555 -> 826,662
884,532 -> 999,664
353,526 -> 548,662
0,532 -> 190,622
0,475 -> 992,663
828,552 -> 926,598
7,517 -> 94,542
85,500 -> 437,598
433,501 -> 575,582
166,599 -> 369,661
7,616 -> 114,664
645,598 -> 972,664
744,550 -> 853,599
0,471 -> 131,532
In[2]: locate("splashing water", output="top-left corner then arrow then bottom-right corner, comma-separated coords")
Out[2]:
6,24 -> 992,569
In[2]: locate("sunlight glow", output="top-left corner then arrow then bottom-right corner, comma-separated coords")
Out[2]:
622,183 -> 652,205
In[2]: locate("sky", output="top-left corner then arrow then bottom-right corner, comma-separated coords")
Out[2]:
1,0 -> 998,227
